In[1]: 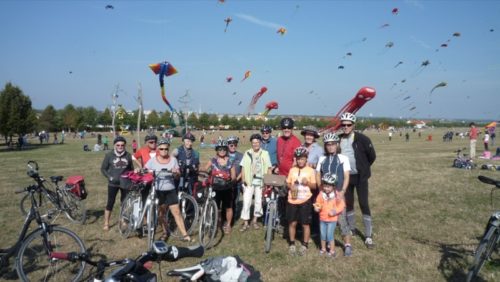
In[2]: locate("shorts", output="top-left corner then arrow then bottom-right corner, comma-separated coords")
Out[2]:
215,188 -> 233,210
286,199 -> 312,225
157,190 -> 178,207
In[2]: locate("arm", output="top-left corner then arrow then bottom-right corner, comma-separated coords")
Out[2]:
100,154 -> 112,180
230,166 -> 236,182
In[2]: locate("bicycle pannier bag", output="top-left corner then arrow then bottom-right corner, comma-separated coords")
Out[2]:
263,174 -> 286,187
65,175 -> 87,200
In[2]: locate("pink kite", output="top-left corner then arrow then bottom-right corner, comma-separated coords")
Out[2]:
246,86 -> 267,115
261,101 -> 278,117
392,8 -> 399,15
226,76 -> 233,83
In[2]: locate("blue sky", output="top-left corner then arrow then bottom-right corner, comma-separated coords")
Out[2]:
1,0 -> 499,120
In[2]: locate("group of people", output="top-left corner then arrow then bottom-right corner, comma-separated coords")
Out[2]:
100,112 -> 377,258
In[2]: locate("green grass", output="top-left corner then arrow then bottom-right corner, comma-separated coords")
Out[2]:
1,129 -> 499,281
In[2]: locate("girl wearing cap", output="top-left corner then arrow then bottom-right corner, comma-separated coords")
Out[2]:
300,125 -> 324,168
239,133 -> 272,231
101,136 -> 134,231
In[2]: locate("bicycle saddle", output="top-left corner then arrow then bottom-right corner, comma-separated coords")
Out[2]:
50,176 -> 63,183
167,264 -> 205,280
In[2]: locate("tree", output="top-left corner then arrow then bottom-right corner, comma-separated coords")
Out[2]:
0,82 -> 36,142
146,110 -> 161,129
38,105 -> 59,132
160,111 -> 174,128
187,112 -> 199,129
60,104 -> 81,132
80,106 -> 99,130
208,114 -> 219,128
98,108 -> 112,128
198,113 -> 210,129
220,114 -> 231,128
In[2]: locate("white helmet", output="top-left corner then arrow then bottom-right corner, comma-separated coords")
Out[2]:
321,173 -> 338,186
340,112 -> 357,123
323,132 -> 340,143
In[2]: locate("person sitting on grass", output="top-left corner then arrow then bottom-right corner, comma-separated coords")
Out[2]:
286,146 -> 317,256
314,173 -> 346,258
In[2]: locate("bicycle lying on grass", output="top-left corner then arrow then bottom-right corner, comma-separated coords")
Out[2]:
0,162 -> 86,281
466,175 -> 500,282
452,148 -> 475,170
50,241 -> 204,281
19,160 -> 87,224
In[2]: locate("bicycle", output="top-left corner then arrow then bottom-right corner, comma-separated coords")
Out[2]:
195,171 -> 218,249
49,240 -> 204,281
466,175 -> 500,282
0,163 -> 86,281
262,174 -> 287,253
19,160 -> 87,224
452,148 -> 475,170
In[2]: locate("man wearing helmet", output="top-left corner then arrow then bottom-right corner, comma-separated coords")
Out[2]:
338,112 -> 376,249
260,125 -> 278,168
172,132 -> 200,195
300,125 -> 324,168
226,135 -> 244,221
276,117 -> 302,177
133,133 -> 158,169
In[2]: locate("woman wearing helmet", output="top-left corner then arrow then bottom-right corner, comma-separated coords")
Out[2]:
172,132 -> 200,195
133,133 -> 158,169
300,125 -> 324,168
239,133 -> 272,231
260,125 -> 278,167
203,139 -> 236,234
226,135 -> 243,223
338,112 -> 377,249
285,146 -> 317,256
316,132 -> 353,256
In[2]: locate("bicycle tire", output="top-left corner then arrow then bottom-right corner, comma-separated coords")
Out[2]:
146,203 -> 157,251
166,193 -> 199,238
15,226 -> 86,282
265,202 -> 276,253
199,199 -> 218,248
119,192 -> 140,238
466,226 -> 499,282
60,190 -> 87,224
20,190 -> 59,220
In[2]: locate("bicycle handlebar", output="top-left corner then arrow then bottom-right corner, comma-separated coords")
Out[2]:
478,176 -> 500,189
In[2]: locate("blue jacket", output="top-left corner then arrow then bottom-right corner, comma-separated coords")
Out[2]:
261,137 -> 277,166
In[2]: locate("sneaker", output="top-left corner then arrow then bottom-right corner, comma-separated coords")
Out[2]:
289,245 -> 296,256
319,249 -> 326,256
365,237 -> 375,249
344,245 -> 353,257
327,250 -> 337,258
298,245 -> 307,256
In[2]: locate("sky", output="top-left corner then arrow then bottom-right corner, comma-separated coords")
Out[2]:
1,0 -> 499,121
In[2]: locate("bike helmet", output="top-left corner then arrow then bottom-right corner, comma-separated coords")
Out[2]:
340,112 -> 357,123
249,133 -> 262,142
321,173 -> 338,186
182,132 -> 196,142
301,125 -> 320,138
260,125 -> 273,134
294,146 -> 309,158
323,132 -> 340,143
113,136 -> 127,144
144,133 -> 158,142
157,138 -> 171,146
226,135 -> 239,144
215,139 -> 229,151
280,117 -> 294,129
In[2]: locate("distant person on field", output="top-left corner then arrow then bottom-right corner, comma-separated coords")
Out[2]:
469,122 -> 478,158
132,139 -> 138,153
388,131 -> 393,141
484,131 -> 490,151
405,132 -> 410,142
103,135 -> 109,150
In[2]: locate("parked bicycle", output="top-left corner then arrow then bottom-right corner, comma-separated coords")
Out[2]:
452,148 -> 475,170
0,162 -> 86,281
19,160 -> 87,224
262,174 -> 287,253
466,175 -> 500,281
49,241 -> 204,281
195,171 -> 218,248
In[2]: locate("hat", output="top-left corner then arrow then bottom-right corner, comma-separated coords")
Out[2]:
301,125 -> 320,138
113,136 -> 127,144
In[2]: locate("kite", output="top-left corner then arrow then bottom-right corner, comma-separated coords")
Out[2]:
105,5 -> 114,9
322,87 -> 376,133
241,70 -> 251,82
490,29 -> 494,32
232,92 -> 237,95
441,43 -> 448,48
261,101 -> 279,117
379,23 -> 390,29
226,76 -> 233,83
401,79 -> 406,83
452,32 -> 461,37
409,106 -> 416,111
224,17 -> 232,33
430,82 -> 447,94
412,60 -> 430,77
403,96 -> 411,101
246,87 -> 268,115
338,65 -> 344,70
149,61 -> 178,112
394,61 -> 403,68
238,101 -> 242,105
392,8 -> 399,15
385,41 -> 394,48
277,27 -> 287,35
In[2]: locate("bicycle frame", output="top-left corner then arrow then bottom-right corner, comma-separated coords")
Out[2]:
264,187 -> 281,230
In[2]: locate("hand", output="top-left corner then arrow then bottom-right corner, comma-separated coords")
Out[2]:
328,208 -> 337,217
109,176 -> 114,182
336,190 -> 345,200
314,207 -> 320,212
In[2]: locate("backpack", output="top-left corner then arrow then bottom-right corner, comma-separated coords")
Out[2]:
201,255 -> 262,282
65,175 -> 88,200
210,158 -> 233,191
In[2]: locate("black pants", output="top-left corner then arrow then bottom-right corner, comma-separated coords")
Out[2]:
345,174 -> 371,216
106,185 -> 128,211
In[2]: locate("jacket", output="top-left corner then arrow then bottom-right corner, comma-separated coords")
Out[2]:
101,150 -> 134,187
341,131 -> 376,181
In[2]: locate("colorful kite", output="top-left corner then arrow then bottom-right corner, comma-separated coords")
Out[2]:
392,8 -> 399,15
224,17 -> 232,32
277,27 -> 287,35
322,87 -> 376,133
241,70 -> 251,82
226,76 -> 233,83
246,86 -> 267,115
149,61 -> 178,112
261,101 -> 278,117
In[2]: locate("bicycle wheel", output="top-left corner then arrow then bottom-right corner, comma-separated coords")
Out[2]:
166,193 -> 199,238
199,200 -> 218,248
60,191 -> 87,224
20,191 -> 59,220
466,226 -> 499,282
119,192 -> 141,238
16,226 -> 86,282
264,202 -> 276,253
146,204 -> 157,251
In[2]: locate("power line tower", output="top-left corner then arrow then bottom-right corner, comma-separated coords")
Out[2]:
178,89 -> 191,133
110,84 -> 120,137
134,83 -> 144,146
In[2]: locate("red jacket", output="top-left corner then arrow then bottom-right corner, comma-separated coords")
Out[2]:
277,134 -> 302,177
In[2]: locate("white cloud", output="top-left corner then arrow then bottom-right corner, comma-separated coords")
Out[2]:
234,13 -> 283,30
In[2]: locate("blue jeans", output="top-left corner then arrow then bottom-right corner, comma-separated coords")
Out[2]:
320,221 -> 337,243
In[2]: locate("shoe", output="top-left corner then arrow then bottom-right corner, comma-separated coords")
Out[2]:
289,244 -> 296,256
160,233 -> 169,241
223,224 -> 232,234
327,250 -> 337,258
239,224 -> 249,232
365,237 -> 375,249
181,235 -> 193,243
252,222 -> 260,230
344,245 -> 353,257
319,249 -> 326,256
298,245 -> 307,256
103,224 -> 110,231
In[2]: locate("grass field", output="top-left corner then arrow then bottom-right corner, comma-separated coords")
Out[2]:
0,128 -> 499,281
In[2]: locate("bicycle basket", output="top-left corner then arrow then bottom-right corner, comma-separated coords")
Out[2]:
263,174 -> 286,187
65,175 -> 87,200
120,171 -> 153,190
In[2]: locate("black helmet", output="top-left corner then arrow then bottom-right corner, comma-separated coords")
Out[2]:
280,117 -> 294,129
294,146 -> 308,158
182,132 -> 196,142
260,125 -> 273,133
250,133 -> 262,142
157,138 -> 171,146
113,136 -> 127,144
144,134 -> 158,142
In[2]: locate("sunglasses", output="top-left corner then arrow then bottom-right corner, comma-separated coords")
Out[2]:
115,144 -> 125,147
216,148 -> 227,152
262,131 -> 271,134
281,127 -> 293,130
158,148 -> 169,151
341,123 -> 353,127
147,141 -> 156,144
